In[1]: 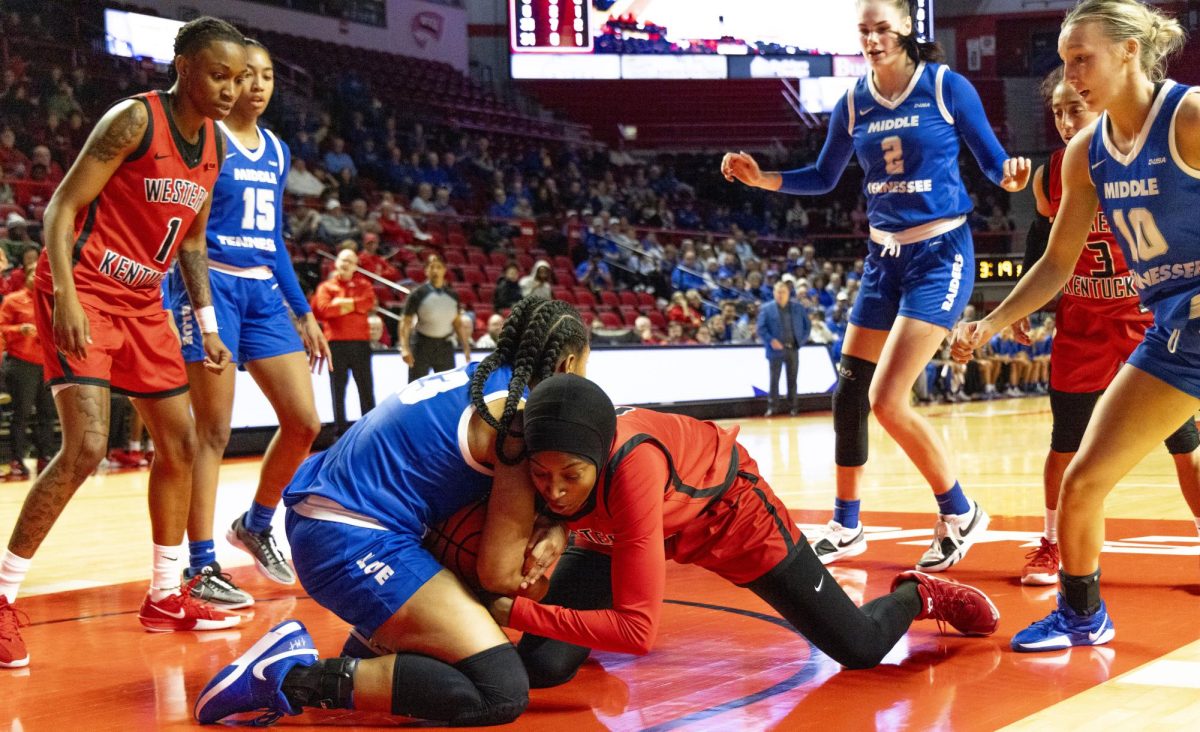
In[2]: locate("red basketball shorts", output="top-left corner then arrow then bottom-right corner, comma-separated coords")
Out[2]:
36,289 -> 189,398
1050,297 -> 1150,394
666,449 -> 803,586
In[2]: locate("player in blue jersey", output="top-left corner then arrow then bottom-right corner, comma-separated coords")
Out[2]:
167,40 -> 332,607
194,297 -> 591,726
954,0 -> 1194,651
722,0 -> 1030,571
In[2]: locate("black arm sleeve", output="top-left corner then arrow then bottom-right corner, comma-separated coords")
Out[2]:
1022,216 -> 1051,276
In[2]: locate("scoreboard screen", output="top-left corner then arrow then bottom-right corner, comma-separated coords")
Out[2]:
976,256 -> 1025,283
509,1 -> 935,81
511,0 -> 592,53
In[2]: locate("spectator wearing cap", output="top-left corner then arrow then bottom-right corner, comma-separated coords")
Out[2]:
313,249 -> 377,435
401,255 -> 470,382
357,232 -> 399,283
1,213 -> 36,265
757,281 -> 811,417
318,198 -> 360,244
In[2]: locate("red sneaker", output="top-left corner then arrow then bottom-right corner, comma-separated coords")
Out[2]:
7,460 -> 30,482
0,596 -> 30,668
1021,537 -> 1060,586
108,449 -> 142,469
139,578 -> 242,633
892,569 -> 1000,636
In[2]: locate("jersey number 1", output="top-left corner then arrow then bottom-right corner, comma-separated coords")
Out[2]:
881,136 -> 904,175
154,217 -> 182,264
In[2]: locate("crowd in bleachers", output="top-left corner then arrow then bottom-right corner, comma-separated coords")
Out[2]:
0,0 -> 1020,371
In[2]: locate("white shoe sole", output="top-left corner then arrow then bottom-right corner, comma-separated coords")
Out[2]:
815,538 -> 868,565
0,655 -> 29,668
917,508 -> 991,573
226,528 -> 297,586
1020,571 -> 1058,586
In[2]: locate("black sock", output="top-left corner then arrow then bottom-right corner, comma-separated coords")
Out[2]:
282,657 -> 359,710
1060,569 -> 1101,616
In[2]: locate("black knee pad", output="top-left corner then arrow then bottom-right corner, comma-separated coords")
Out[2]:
450,644 -> 530,726
1164,417 -> 1200,455
1049,389 -> 1102,454
833,356 -> 876,467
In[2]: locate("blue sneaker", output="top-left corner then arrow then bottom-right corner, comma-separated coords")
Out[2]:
1011,595 -> 1115,653
194,620 -> 319,725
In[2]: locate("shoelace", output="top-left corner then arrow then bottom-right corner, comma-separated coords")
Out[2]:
1024,543 -> 1058,568
258,530 -> 289,568
0,603 -> 29,640
179,576 -> 227,618
200,566 -> 240,592
1168,328 -> 1181,354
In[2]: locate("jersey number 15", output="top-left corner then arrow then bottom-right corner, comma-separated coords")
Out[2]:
241,188 -> 276,232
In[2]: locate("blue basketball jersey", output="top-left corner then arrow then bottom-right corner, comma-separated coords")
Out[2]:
846,62 -> 974,231
283,362 -> 515,533
1089,82 -> 1200,331
207,122 -> 290,270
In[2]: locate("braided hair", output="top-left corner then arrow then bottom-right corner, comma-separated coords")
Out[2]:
469,296 -> 589,465
174,16 -> 244,58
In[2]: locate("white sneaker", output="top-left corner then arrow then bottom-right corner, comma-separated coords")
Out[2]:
809,520 -> 867,564
916,501 -> 990,572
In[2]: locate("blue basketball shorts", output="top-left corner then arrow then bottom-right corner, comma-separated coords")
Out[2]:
1127,321 -> 1200,399
170,268 -> 304,365
285,508 -> 444,636
850,222 -> 974,332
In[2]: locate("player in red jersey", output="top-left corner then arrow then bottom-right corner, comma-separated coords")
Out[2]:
0,17 -> 247,669
1016,68 -> 1200,586
488,375 -> 999,686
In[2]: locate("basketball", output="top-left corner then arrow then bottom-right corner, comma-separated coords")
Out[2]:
424,498 -> 488,588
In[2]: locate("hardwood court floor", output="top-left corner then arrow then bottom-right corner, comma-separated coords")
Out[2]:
2,396 -> 1199,730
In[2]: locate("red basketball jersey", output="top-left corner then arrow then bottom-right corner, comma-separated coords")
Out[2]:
567,407 -> 743,548
35,92 -> 220,316
1047,148 -> 1147,321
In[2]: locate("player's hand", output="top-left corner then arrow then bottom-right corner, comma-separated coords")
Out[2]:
52,293 -> 91,360
201,332 -> 232,374
951,319 -> 998,364
721,151 -> 765,187
402,351 -> 415,368
1001,156 -> 1032,192
521,522 -> 566,591
299,313 -> 332,374
1012,316 -> 1032,346
485,594 -> 514,627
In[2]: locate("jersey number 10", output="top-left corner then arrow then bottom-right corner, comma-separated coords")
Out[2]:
1110,207 -> 1169,264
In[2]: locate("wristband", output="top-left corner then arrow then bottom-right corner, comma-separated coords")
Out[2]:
195,305 -> 219,334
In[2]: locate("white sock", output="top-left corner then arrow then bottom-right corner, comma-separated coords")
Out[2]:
150,543 -> 182,601
0,549 -> 32,603
1194,516 -> 1200,537
1045,508 -> 1058,544
129,441 -> 143,452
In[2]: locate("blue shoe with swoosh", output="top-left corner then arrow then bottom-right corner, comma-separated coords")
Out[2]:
1012,595 -> 1115,652
194,620 -> 319,725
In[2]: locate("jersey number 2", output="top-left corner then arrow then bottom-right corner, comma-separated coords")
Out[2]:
1110,207 -> 1168,263
154,217 -> 182,264
881,136 -> 904,175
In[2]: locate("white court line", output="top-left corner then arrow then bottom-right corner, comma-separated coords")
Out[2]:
1117,660 -> 1200,689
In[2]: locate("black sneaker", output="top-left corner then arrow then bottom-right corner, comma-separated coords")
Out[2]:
227,513 -> 297,585
186,562 -> 255,609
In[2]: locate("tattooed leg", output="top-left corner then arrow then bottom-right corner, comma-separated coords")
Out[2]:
131,393 -> 198,546
7,385 -> 111,556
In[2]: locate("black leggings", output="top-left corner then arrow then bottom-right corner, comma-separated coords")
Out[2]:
517,541 -> 922,686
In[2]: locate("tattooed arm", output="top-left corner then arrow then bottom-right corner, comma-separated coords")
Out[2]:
177,193 -> 232,373
43,99 -> 148,359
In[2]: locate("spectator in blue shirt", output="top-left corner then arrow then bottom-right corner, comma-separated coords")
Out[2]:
671,251 -> 708,294
322,136 -> 357,177
576,253 -> 614,293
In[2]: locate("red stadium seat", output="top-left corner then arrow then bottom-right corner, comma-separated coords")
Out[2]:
405,265 -> 426,283
599,312 -> 622,328
453,284 -> 477,305
484,266 -> 504,281
647,311 -> 667,330
553,255 -> 574,270
461,268 -> 486,285
619,291 -> 640,308
443,249 -> 467,267
467,250 -> 489,268
489,251 -> 509,268
573,288 -> 596,307
553,268 -> 576,286
551,287 -> 576,304
637,292 -> 657,309
599,291 -> 620,308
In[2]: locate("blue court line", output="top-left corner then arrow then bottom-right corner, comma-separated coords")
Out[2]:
639,599 -> 822,732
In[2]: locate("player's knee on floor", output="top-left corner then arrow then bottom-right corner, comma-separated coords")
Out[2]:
1164,418 -> 1200,455
391,644 -> 529,726
833,356 -> 876,467
518,634 -> 590,688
